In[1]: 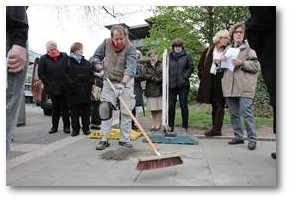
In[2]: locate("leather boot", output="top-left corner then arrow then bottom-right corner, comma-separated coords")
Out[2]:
214,103 -> 225,134
205,128 -> 222,136
205,102 -> 224,137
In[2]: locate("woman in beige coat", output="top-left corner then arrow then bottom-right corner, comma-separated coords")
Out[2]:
221,22 -> 260,150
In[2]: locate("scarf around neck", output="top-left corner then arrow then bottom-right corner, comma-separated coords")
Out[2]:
70,53 -> 82,64
172,50 -> 185,60
47,50 -> 60,61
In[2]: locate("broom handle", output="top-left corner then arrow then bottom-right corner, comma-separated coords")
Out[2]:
106,78 -> 161,156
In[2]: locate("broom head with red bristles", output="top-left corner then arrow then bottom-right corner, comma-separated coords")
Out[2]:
135,153 -> 183,171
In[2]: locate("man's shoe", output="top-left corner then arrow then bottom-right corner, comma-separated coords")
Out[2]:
83,130 -> 91,135
71,130 -> 79,137
248,141 -> 256,150
91,125 -> 100,130
271,152 -> 276,159
64,127 -> 70,134
228,138 -> 244,145
118,141 -> 133,148
96,141 -> 110,150
49,128 -> 58,134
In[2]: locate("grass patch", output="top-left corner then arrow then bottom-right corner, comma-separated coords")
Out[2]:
175,109 -> 273,130
145,107 -> 273,130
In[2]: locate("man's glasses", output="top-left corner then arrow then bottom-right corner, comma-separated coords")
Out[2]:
234,31 -> 244,34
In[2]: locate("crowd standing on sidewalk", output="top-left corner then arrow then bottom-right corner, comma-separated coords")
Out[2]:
7,7 -> 277,155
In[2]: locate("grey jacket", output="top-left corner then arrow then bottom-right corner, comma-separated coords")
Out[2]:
221,43 -> 260,99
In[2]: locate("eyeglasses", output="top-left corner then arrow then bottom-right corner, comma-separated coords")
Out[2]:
221,37 -> 229,39
234,31 -> 244,34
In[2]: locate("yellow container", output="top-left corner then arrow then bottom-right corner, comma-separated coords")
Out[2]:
87,128 -> 142,141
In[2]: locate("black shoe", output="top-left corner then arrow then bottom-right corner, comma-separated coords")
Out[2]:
71,130 -> 79,137
168,127 -> 174,132
248,141 -> 256,150
205,130 -> 222,137
91,125 -> 100,130
96,141 -> 110,150
118,141 -> 133,148
49,128 -> 58,134
63,127 -> 70,134
228,138 -> 244,145
83,130 -> 91,135
132,125 -> 139,131
271,152 -> 276,159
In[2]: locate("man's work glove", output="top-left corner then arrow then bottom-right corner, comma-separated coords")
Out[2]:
114,83 -> 125,97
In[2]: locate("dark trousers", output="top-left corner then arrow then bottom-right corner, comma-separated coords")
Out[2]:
51,95 -> 70,130
168,86 -> 190,129
70,103 -> 91,132
211,101 -> 225,131
131,107 -> 137,128
91,100 -> 101,126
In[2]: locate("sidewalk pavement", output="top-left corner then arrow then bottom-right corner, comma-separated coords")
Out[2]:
6,104 -> 276,186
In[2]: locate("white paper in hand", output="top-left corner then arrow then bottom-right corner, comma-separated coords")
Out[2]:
221,48 -> 240,71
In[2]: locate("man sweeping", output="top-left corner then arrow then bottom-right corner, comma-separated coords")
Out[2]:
89,25 -> 137,150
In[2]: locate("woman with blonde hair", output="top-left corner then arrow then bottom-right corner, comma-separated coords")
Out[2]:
197,29 -> 230,136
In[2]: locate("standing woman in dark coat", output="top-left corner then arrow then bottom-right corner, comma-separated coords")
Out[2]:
197,30 -> 230,137
143,51 -> 163,131
168,38 -> 194,132
65,42 -> 94,136
38,41 -> 70,134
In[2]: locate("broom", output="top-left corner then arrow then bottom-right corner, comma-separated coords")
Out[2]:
106,78 -> 183,171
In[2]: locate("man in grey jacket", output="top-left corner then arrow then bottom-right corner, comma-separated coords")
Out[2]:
221,23 -> 260,150
90,25 -> 137,150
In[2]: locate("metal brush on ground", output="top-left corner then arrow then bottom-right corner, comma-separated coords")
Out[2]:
106,78 -> 183,171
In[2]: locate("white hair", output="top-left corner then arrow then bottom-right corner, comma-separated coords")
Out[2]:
212,30 -> 229,44
46,40 -> 58,49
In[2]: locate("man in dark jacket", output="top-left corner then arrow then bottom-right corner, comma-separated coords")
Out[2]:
246,6 -> 276,158
132,50 -> 144,130
38,41 -> 70,134
6,6 -> 29,152
168,38 -> 194,132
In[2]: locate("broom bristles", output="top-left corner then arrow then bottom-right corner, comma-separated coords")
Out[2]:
135,153 -> 183,171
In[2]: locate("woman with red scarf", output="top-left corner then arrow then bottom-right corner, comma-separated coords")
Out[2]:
38,41 -> 70,134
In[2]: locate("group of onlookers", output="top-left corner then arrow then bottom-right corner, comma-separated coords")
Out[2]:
6,6 -> 276,159
37,22 -> 261,152
34,11 -> 275,155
